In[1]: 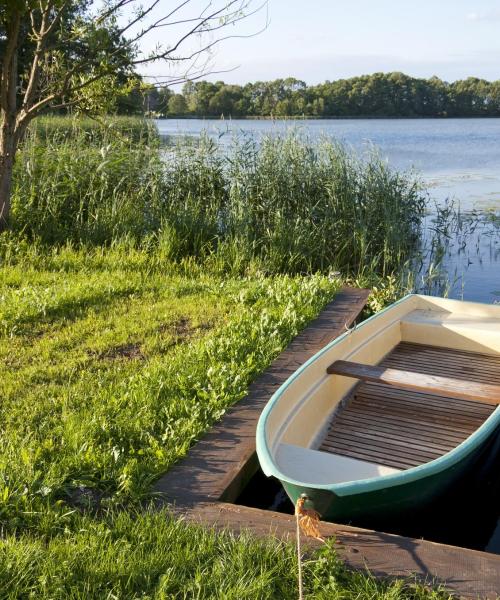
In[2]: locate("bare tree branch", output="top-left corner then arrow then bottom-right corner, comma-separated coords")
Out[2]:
146,64 -> 240,87
134,0 -> 247,61
132,24 -> 268,66
116,0 -> 165,37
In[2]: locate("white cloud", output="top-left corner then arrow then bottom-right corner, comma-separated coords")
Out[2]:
466,9 -> 500,22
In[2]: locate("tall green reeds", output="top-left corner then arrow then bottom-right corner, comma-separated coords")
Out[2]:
12,117 -> 163,244
10,117 -> 426,275
220,134 -> 424,274
30,114 -> 159,144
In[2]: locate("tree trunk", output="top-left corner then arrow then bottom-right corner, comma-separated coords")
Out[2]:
0,117 -> 16,232
0,10 -> 21,233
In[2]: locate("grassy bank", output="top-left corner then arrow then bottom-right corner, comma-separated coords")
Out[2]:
0,242 -> 339,530
0,511 -> 449,599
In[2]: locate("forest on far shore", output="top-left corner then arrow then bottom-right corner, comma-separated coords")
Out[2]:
135,72 -> 500,118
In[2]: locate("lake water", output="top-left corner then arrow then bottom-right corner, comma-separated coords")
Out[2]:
156,118 -> 500,303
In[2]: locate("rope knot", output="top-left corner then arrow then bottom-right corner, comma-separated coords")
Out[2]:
295,494 -> 324,541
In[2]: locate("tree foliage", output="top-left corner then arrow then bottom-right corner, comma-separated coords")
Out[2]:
159,72 -> 500,117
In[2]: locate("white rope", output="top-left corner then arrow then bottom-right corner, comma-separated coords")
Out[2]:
296,507 -> 304,600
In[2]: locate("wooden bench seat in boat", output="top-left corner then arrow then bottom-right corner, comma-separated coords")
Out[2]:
320,342 -> 498,470
327,360 -> 500,405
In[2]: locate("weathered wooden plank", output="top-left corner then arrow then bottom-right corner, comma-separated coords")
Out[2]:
333,413 -> 467,443
176,502 -> 500,600
327,360 -> 500,405
327,418 -> 456,451
353,389 -> 492,420
392,342 -> 500,377
321,435 -> 441,468
324,428 -> 444,457
383,359 -> 500,382
351,396 -> 486,424
383,356 -> 500,383
399,341 -> 500,362
320,443 -> 417,469
393,352 -> 500,367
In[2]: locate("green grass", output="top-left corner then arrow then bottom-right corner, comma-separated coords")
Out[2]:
0,242 -> 339,531
0,510 -> 451,599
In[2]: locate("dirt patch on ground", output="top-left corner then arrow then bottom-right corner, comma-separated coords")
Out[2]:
158,317 -> 212,347
170,316 -> 192,337
91,342 -> 145,361
66,485 -> 106,512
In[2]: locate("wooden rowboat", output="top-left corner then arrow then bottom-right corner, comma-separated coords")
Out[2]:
256,294 -> 500,523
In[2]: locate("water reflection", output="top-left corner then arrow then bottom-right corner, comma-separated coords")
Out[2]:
416,205 -> 500,303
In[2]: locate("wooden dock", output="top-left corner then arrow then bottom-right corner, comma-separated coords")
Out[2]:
154,287 -> 500,599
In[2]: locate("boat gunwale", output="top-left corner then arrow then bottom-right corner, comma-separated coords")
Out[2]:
256,293 -> 500,497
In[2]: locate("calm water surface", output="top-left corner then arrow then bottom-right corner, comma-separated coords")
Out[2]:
157,118 -> 500,303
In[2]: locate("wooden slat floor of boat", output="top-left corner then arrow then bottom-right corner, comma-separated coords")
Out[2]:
319,342 -> 498,469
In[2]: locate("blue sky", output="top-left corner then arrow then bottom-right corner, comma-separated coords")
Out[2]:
139,0 -> 500,85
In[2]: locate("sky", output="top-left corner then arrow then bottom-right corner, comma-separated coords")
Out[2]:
137,0 -> 500,86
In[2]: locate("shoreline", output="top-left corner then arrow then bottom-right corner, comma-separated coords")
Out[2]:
154,114 -> 500,121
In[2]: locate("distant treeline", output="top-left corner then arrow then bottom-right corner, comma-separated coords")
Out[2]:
137,72 -> 500,118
